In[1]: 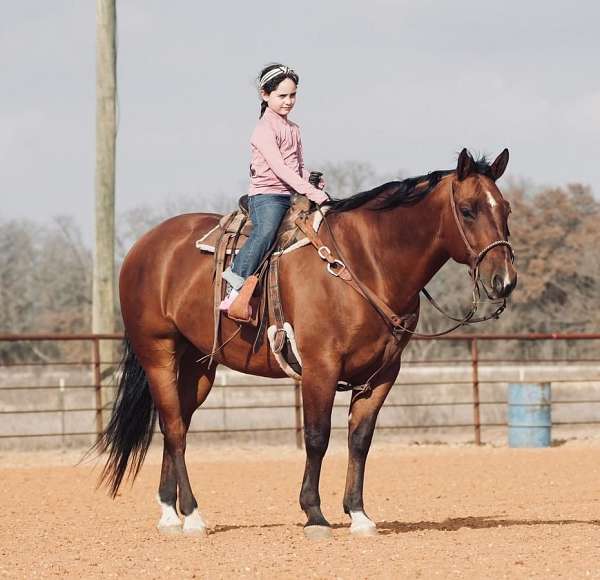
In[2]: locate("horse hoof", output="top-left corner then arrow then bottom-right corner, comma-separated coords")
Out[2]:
304,525 -> 332,540
157,524 -> 182,535
182,509 -> 208,536
183,526 -> 208,537
350,524 -> 378,537
349,511 -> 377,536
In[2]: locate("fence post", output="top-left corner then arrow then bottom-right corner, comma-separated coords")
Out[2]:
294,380 -> 303,449
59,377 -> 66,448
92,337 -> 103,441
471,337 -> 481,445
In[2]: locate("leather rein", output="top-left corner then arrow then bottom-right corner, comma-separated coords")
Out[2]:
296,178 -> 515,341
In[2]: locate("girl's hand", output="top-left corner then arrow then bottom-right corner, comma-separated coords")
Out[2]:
307,189 -> 329,205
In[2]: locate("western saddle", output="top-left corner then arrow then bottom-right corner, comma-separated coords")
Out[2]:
195,194 -> 321,377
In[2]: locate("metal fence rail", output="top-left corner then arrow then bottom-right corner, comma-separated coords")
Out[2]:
1,333 -> 600,448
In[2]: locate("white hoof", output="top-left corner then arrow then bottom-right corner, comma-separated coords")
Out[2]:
156,497 -> 181,533
183,509 -> 208,536
157,524 -> 182,535
351,524 -> 378,537
350,511 -> 377,536
304,525 -> 332,540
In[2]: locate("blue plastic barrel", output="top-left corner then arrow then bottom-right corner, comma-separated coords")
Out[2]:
507,382 -> 552,448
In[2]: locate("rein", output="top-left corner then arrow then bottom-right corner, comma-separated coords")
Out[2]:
294,177 -> 516,400
301,177 -> 514,340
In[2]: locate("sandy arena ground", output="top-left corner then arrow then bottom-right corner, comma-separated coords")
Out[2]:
1,441 -> 600,579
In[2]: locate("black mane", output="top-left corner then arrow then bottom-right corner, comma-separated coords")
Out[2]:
327,156 -> 493,213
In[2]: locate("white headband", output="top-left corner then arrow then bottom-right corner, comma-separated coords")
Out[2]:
259,66 -> 295,88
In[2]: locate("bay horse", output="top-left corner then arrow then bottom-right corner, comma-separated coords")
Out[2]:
96,148 -> 517,538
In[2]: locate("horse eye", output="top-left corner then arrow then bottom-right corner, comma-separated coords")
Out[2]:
460,206 -> 475,220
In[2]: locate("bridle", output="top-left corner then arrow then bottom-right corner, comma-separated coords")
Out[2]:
416,179 -> 515,333
448,180 -> 514,281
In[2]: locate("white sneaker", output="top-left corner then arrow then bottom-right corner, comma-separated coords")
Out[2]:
218,288 -> 239,311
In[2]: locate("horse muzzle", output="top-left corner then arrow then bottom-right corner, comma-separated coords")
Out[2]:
472,240 -> 516,301
488,267 -> 517,299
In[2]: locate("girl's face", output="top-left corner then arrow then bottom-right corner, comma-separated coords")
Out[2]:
261,78 -> 297,117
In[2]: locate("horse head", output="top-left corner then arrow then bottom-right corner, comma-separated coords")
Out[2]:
442,148 -> 517,300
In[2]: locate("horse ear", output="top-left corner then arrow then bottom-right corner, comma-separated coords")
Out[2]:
457,148 -> 475,181
490,148 -> 509,181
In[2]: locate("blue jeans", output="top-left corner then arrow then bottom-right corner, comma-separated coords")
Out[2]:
222,194 -> 291,291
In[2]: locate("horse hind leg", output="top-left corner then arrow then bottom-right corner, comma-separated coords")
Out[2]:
155,343 -> 216,535
156,442 -> 181,533
133,336 -> 199,534
151,365 -> 205,535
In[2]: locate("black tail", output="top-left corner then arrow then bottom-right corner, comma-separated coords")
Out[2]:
92,338 -> 157,497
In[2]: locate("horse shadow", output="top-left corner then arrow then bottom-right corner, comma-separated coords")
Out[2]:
376,516 -> 600,535
210,516 -> 600,535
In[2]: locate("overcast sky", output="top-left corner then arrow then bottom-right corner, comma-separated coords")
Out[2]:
1,1 -> 598,243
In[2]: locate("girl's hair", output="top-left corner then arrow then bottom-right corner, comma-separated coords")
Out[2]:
258,63 -> 300,118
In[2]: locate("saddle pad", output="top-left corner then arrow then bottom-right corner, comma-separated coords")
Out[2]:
195,207 -> 329,256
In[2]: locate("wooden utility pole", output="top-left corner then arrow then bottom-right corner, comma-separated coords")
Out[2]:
94,0 -> 117,422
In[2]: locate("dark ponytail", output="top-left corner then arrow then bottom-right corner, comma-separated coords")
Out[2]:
260,100 -> 269,118
257,63 -> 300,118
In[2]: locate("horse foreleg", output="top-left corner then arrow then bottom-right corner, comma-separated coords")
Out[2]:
343,366 -> 398,536
299,367 -> 337,539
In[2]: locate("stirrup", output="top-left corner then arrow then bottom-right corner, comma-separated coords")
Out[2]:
227,276 -> 258,323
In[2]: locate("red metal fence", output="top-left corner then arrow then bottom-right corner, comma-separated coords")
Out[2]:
1,333 -> 600,448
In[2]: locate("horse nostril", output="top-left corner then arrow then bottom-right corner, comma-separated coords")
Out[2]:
492,273 -> 517,298
492,274 -> 504,296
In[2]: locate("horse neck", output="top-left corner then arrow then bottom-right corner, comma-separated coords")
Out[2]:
328,184 -> 450,312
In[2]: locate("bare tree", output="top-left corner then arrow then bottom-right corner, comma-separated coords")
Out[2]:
320,160 -> 378,198
0,218 -> 92,362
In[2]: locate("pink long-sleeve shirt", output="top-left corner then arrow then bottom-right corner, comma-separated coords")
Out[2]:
248,107 -> 327,203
